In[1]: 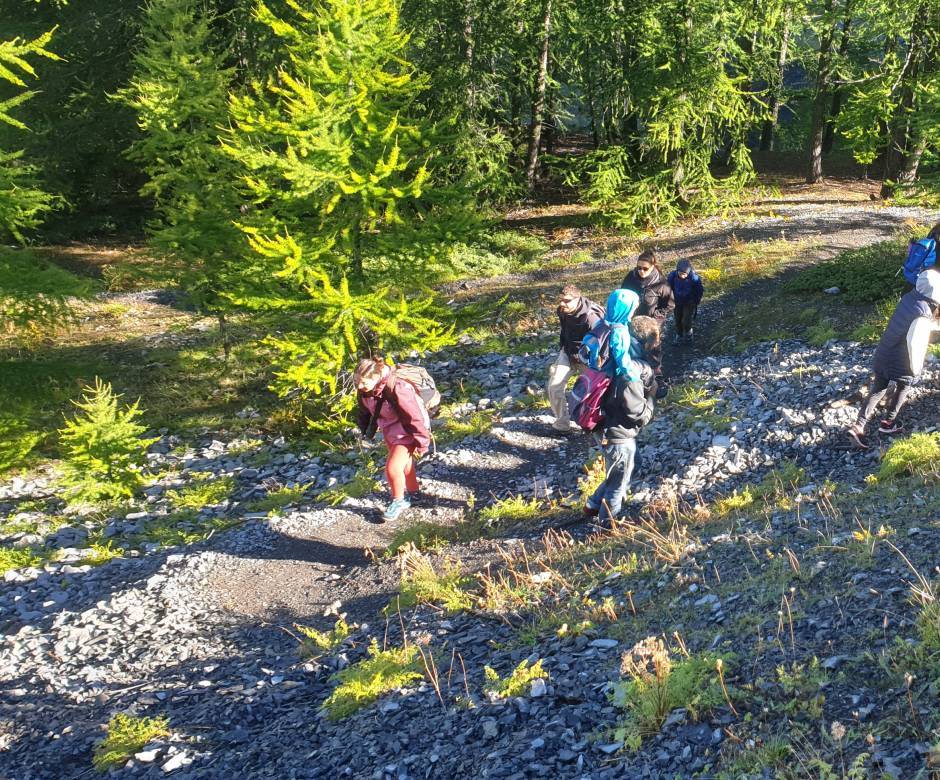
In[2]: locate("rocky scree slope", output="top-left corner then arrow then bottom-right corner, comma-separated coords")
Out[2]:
1,336 -> 940,778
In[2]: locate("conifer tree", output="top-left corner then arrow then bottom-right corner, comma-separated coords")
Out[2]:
116,0 -> 244,331
224,0 -> 466,412
226,0 -> 468,285
0,29 -> 60,242
58,379 -> 158,505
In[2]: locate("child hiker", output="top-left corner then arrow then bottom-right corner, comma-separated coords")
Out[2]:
848,269 -> 940,448
355,357 -> 431,522
548,284 -> 604,431
667,259 -> 704,343
583,290 -> 656,523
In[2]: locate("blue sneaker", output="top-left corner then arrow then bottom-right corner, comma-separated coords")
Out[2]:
382,497 -> 411,522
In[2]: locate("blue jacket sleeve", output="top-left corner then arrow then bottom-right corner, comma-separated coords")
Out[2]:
693,276 -> 704,305
610,328 -> 642,381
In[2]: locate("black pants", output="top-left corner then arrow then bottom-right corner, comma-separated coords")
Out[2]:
675,303 -> 696,335
857,373 -> 913,426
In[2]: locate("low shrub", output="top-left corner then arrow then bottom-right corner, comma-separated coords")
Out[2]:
294,618 -> 351,660
877,432 -> 940,481
321,640 -> 423,720
166,473 -> 234,510
92,713 -> 169,772
783,240 -> 908,304
483,658 -> 546,698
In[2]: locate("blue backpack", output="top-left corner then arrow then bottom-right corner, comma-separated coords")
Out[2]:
903,238 -> 937,285
578,321 -> 626,375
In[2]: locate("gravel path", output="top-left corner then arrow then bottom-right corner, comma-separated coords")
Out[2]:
2,198 -> 939,779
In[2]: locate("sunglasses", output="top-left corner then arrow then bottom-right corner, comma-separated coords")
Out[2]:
636,264 -> 652,272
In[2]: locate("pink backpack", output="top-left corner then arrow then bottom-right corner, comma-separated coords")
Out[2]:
567,368 -> 612,431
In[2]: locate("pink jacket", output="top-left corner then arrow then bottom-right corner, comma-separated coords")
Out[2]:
357,372 -> 431,455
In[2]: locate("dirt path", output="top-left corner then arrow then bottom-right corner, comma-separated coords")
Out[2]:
205,191 -> 939,631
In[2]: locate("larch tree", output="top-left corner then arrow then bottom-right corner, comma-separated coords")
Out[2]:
0,29 -> 60,242
224,0 -> 464,421
115,0 -> 244,346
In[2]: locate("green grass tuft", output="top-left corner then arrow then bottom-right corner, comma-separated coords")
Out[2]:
92,713 -> 169,772
877,433 -> 940,481
166,473 -> 235,510
244,483 -> 309,515
321,639 -> 423,720
294,618 -> 351,660
483,658 -> 546,698
0,545 -> 45,575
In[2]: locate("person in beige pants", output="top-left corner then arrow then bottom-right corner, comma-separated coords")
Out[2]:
548,285 -> 604,431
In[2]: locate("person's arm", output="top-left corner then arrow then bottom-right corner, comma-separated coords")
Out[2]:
618,375 -> 655,426
693,277 -> 704,306
660,284 -> 675,317
389,381 -> 431,454
558,308 -> 565,351
907,317 -> 933,376
356,395 -> 372,434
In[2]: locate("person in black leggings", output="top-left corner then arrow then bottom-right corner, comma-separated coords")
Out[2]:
848,270 -> 940,448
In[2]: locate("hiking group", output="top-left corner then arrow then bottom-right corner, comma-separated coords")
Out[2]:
356,229 -> 940,524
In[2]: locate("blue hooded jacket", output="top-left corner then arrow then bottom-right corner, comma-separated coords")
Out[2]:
668,260 -> 704,306
606,289 -> 643,381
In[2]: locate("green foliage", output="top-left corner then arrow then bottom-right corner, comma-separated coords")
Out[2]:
579,455 -> 606,505
877,432 -> 940,482
612,637 -> 725,749
776,657 -> 827,719
58,379 -> 158,505
483,658 -> 546,698
0,28 -> 61,241
850,295 -> 900,342
114,0 -> 244,313
784,240 -> 909,304
85,540 -> 125,567
0,545 -> 45,575
294,618 -> 351,660
92,713 -> 169,772
317,461 -> 380,506
245,483 -> 309,515
166,473 -> 235,510
392,548 -> 475,613
0,247 -> 93,335
714,461 -> 805,517
477,494 -> 542,526
321,639 -> 423,720
435,410 -> 495,446
384,521 -> 453,556
806,319 -> 837,346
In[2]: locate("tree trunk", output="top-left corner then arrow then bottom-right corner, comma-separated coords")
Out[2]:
806,0 -> 836,183
760,9 -> 791,152
463,0 -> 476,112
525,0 -> 553,196
822,2 -> 853,153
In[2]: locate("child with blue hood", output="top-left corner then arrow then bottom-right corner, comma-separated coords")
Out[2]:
584,289 -> 656,523
668,259 -> 704,343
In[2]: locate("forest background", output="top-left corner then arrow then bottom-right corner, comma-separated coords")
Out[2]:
1,0 -> 939,467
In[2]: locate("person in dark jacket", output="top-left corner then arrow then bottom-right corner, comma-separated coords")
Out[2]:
355,357 -> 432,521
848,270 -> 940,448
548,284 -> 604,431
621,249 -> 675,326
583,355 -> 656,524
667,259 -> 704,343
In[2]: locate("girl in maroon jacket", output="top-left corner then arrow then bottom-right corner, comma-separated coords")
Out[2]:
355,357 -> 431,522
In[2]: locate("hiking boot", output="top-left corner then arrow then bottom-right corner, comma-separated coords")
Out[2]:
879,419 -> 904,435
847,425 -> 870,449
407,489 -> 424,505
583,503 -> 600,518
382,496 -> 411,522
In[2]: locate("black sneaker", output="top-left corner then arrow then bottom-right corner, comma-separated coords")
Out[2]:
407,489 -> 424,505
879,419 -> 903,435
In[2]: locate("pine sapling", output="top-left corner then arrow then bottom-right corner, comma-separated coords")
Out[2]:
58,379 -> 158,505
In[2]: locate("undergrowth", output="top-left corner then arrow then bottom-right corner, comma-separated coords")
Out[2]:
92,713 -> 169,772
321,640 -> 423,720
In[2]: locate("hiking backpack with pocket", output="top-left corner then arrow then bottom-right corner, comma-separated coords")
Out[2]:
578,321 -> 625,374
566,368 -> 612,432
391,363 -> 441,416
903,238 -> 937,285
